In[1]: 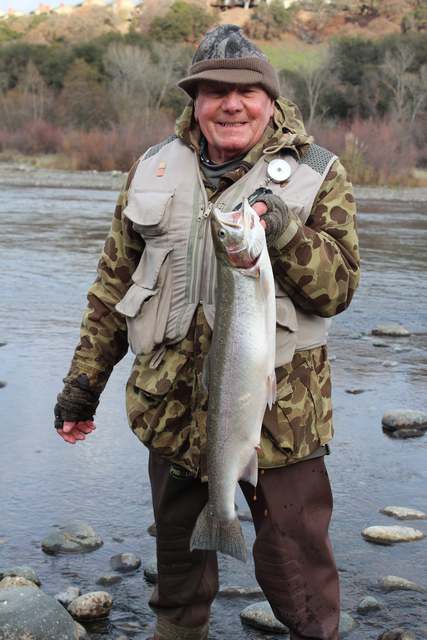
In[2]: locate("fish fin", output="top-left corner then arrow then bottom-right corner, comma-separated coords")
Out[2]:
267,372 -> 276,409
240,450 -> 258,487
238,258 -> 260,279
190,504 -> 248,562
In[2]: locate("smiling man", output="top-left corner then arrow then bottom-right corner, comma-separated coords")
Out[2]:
54,25 -> 360,640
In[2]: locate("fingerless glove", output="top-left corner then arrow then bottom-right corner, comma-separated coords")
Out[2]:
256,194 -> 290,247
54,374 -> 99,429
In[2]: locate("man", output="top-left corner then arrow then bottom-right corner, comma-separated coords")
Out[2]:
55,25 -> 360,640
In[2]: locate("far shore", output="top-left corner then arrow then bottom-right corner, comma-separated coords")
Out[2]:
1,160 -> 427,203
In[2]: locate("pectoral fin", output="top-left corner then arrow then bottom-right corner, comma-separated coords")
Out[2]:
240,450 -> 258,487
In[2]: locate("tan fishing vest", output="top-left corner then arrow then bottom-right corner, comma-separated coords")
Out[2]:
116,135 -> 337,367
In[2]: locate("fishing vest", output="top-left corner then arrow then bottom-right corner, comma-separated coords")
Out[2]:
116,135 -> 337,367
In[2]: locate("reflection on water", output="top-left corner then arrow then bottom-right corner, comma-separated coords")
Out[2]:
0,185 -> 426,639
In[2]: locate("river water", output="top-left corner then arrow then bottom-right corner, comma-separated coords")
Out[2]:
0,181 -> 426,639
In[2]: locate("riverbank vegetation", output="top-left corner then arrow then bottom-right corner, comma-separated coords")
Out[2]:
0,1 -> 426,185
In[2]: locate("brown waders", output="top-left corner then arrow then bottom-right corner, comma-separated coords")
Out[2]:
148,452 -> 340,640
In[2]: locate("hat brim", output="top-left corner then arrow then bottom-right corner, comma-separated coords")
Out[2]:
177,68 -> 271,99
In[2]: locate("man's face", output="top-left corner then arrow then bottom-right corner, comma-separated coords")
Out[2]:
194,82 -> 274,164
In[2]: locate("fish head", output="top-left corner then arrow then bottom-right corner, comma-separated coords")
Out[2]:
211,198 -> 266,269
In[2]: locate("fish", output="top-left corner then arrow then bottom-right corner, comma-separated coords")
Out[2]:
190,198 -> 276,562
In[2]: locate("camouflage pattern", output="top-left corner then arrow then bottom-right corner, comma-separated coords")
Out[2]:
64,97 -> 360,479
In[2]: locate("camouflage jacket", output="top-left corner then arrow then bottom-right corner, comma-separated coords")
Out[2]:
64,98 -> 360,479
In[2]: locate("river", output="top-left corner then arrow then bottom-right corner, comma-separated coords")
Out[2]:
0,176 -> 426,639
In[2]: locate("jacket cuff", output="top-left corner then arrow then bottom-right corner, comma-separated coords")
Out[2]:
156,617 -> 209,640
275,217 -> 300,250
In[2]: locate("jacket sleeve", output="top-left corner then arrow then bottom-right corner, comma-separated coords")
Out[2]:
64,169 -> 144,394
272,158 -> 360,317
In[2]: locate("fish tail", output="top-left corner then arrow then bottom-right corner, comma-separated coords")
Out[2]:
190,504 -> 248,562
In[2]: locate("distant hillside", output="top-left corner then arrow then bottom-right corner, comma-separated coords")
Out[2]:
1,0 -> 425,48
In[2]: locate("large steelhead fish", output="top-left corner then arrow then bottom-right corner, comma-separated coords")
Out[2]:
190,199 -> 276,562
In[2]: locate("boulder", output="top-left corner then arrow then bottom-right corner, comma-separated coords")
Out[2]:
0,579 -> 77,639
240,601 -> 289,633
379,576 -> 426,593
377,629 -> 415,640
357,596 -> 381,613
362,525 -> 425,544
55,586 -> 81,607
380,506 -> 427,521
42,520 -> 103,555
110,553 -> 141,573
339,611 -> 357,636
0,565 -> 40,585
147,522 -> 157,537
143,560 -> 158,585
372,324 -> 410,337
382,410 -> 427,432
68,591 -> 112,621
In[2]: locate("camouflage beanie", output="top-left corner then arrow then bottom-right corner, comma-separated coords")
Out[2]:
177,24 -> 280,99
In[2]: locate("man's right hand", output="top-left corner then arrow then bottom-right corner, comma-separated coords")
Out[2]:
57,420 -> 96,444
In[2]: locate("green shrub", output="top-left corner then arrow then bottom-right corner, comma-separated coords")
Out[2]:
149,1 -> 215,44
245,0 -> 295,40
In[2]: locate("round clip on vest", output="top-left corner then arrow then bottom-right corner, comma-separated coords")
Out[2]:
267,159 -> 292,183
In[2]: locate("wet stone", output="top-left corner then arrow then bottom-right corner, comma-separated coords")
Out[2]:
42,520 -> 103,554
388,429 -> 425,439
372,324 -> 410,337
96,573 -> 123,586
143,560 -> 158,584
147,522 -> 157,537
382,410 -> 427,431
110,552 -> 141,573
75,621 -> 89,639
0,579 -> 77,639
340,611 -> 357,636
345,388 -> 366,394
380,506 -> 427,521
112,536 -> 124,543
68,591 -> 113,621
240,601 -> 289,633
0,381 -> 7,388
238,510 -> 253,523
362,525 -> 425,544
377,629 -> 416,640
0,565 -> 41,585
219,585 -> 263,598
382,361 -> 398,367
373,341 -> 389,347
379,576 -> 426,593
55,585 -> 81,607
357,596 -> 381,613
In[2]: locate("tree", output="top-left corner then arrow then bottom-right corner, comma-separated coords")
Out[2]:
149,2 -> 215,44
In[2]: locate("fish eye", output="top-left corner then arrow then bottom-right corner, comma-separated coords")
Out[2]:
218,229 -> 226,239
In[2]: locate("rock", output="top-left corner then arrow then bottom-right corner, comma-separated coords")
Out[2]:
0,576 -> 38,589
112,536 -> 124,543
143,560 -> 158,584
147,522 -> 157,537
392,345 -> 412,353
329,355 -> 337,362
382,361 -> 398,367
362,525 -> 425,544
0,579 -> 77,639
379,576 -> 426,593
75,622 -> 89,639
0,380 -> 7,388
377,629 -> 416,639
110,552 -> 141,573
219,585 -> 263,598
373,340 -> 389,347
380,506 -> 427,521
372,324 -> 410,337
55,586 -> 81,607
240,601 -> 289,633
357,596 -> 381,613
339,611 -> 357,636
345,388 -> 366,394
96,573 -> 122,586
68,591 -> 113,621
42,520 -> 103,555
0,565 -> 41,585
0,341 -> 7,347
388,429 -> 425,439
238,510 -> 253,522
382,410 -> 427,431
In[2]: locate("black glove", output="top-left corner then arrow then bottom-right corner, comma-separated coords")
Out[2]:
255,193 -> 290,247
54,374 -> 99,430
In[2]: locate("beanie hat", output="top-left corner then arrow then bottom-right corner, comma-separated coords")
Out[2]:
177,24 -> 280,99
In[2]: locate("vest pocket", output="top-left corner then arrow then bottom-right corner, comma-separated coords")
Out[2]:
116,245 -> 173,354
124,190 -> 174,237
